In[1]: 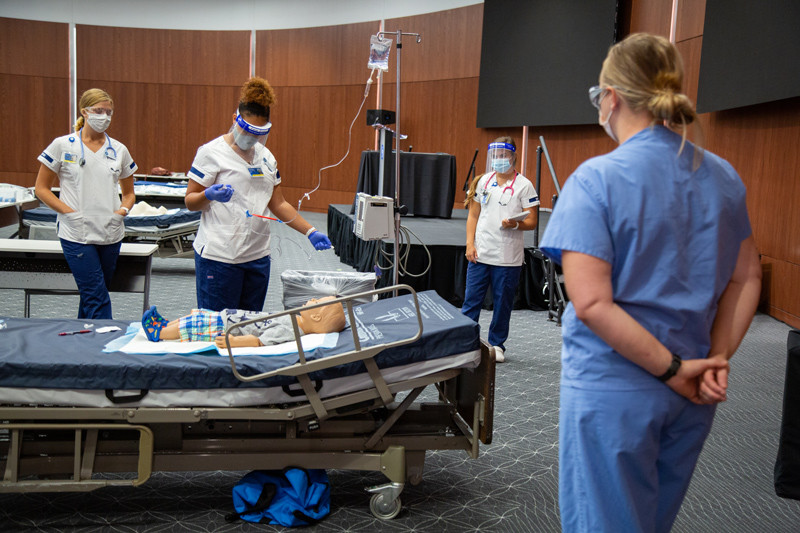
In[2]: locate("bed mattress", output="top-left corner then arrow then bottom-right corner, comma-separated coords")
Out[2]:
0,291 -> 480,406
22,206 -> 200,230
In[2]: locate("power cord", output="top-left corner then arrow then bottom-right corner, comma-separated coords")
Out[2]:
373,224 -> 432,278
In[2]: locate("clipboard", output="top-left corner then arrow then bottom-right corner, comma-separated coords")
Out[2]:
507,211 -> 530,222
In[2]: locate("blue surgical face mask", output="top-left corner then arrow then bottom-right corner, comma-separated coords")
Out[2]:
492,159 -> 512,174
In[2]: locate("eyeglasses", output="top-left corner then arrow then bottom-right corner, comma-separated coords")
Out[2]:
588,86 -> 608,109
84,107 -> 114,116
588,85 -> 624,109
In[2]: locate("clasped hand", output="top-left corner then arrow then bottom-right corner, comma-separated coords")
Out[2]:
205,183 -> 234,202
665,357 -> 730,405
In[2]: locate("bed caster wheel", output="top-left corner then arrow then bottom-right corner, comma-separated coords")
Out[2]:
370,492 -> 401,520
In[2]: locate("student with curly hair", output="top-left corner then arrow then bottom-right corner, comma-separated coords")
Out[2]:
185,77 -> 331,311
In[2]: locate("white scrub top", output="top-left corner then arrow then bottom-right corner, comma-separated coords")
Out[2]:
188,136 -> 281,264
474,172 -> 539,266
38,133 -> 137,245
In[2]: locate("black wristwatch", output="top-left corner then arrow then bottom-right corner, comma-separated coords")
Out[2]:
657,353 -> 682,382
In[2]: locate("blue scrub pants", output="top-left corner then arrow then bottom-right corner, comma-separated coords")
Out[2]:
461,261 -> 521,351
60,239 -> 121,320
559,384 -> 716,533
195,252 -> 271,312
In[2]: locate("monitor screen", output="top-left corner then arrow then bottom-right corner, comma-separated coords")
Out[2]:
477,0 -> 620,128
697,0 -> 800,113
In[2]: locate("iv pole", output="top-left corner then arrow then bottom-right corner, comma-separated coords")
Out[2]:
377,30 -> 421,290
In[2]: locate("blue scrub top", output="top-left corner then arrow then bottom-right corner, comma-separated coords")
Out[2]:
540,125 -> 752,391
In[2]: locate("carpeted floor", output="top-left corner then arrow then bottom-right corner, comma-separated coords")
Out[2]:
1,212 -> 799,532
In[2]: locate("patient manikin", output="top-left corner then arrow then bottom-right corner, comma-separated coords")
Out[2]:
142,296 -> 346,349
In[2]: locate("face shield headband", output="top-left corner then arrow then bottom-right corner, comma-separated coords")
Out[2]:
231,112 -> 272,151
486,142 -> 516,175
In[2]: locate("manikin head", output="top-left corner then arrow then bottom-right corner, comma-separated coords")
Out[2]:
297,296 -> 346,334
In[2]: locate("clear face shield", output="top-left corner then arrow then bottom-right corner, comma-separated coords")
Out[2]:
485,142 -> 516,176
230,112 -> 271,151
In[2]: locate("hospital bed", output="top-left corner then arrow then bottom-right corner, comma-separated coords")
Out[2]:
0,286 -> 495,520
21,205 -> 200,259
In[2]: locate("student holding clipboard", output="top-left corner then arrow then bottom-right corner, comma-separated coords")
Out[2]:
461,136 -> 539,363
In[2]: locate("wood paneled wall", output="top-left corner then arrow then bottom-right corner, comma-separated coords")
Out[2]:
0,18 -> 69,186
670,0 -> 800,327
75,25 -> 250,177
2,2 -> 798,326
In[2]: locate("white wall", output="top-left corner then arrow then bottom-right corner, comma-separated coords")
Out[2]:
0,0 -> 483,29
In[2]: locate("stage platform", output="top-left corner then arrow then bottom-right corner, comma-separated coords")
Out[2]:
327,204 -> 551,310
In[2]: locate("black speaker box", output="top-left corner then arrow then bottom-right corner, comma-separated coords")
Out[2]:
367,109 -> 396,126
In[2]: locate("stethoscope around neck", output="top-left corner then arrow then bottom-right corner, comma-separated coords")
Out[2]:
78,128 -> 117,166
483,171 -> 518,205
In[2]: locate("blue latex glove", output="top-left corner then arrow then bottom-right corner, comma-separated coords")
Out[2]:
308,230 -> 332,251
205,183 -> 233,202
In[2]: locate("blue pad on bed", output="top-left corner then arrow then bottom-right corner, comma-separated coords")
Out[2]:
0,291 -> 479,391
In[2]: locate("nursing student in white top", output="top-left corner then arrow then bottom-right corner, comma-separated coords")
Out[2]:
461,137 -> 539,363
34,88 -> 137,319
185,77 -> 332,312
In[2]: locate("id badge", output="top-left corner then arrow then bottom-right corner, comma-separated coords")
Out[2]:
478,189 -> 491,204
62,153 -> 77,164
248,167 -> 264,178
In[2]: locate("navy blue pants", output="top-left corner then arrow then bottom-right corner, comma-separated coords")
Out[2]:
60,239 -> 121,319
195,252 -> 271,312
461,261 -> 521,351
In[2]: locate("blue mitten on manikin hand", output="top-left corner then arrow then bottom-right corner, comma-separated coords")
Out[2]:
205,183 -> 234,202
308,231 -> 332,251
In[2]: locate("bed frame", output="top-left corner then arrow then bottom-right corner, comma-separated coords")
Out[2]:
0,285 -> 495,520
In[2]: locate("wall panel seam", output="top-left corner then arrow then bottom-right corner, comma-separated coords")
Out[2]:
675,35 -> 702,45
760,255 -> 800,268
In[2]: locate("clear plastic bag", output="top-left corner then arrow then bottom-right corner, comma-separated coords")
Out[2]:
368,34 -> 392,72
281,270 -> 378,310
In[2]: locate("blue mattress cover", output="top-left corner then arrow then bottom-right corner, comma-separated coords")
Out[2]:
23,206 -> 200,227
0,291 -> 479,391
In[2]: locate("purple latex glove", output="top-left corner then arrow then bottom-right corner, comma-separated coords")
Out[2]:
308,230 -> 332,251
205,183 -> 233,202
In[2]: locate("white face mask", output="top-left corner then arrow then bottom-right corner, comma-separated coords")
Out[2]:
233,128 -> 259,151
85,113 -> 111,133
599,106 -> 618,143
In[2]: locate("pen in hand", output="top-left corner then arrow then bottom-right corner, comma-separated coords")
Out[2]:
58,330 -> 92,336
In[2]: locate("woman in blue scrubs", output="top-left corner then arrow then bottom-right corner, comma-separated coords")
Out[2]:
540,34 -> 762,532
35,88 -> 137,319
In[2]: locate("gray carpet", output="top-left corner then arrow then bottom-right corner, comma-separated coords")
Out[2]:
1,213 -> 799,532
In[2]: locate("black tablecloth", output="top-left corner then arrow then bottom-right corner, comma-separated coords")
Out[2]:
328,205 -> 548,310
355,151 -> 457,218
776,330 -> 800,500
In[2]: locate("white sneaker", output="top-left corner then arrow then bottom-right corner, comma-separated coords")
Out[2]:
494,346 -> 505,363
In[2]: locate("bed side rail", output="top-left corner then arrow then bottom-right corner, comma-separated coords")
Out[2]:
448,340 -> 495,446
220,284 -> 422,384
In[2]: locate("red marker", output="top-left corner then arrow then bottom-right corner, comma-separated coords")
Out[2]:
245,210 -> 281,222
58,330 -> 92,336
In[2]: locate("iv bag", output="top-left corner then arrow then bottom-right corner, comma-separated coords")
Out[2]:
368,34 -> 391,71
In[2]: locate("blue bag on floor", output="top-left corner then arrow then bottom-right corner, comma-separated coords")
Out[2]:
225,468 -> 331,526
